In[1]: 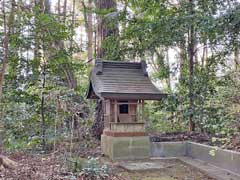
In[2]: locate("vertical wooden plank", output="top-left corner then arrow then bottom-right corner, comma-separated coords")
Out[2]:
136,100 -> 138,122
103,100 -> 107,129
142,100 -> 144,122
105,100 -> 110,129
137,100 -> 140,122
103,100 -> 106,115
114,100 -> 118,122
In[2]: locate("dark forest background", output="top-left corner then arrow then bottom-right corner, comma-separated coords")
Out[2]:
0,0 -> 239,152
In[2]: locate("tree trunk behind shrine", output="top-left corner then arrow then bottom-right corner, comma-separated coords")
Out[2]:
91,0 -> 117,139
188,0 -> 196,132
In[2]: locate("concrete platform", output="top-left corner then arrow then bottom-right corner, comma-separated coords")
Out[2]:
150,157 -> 240,180
180,157 -> 240,180
101,138 -> 240,179
150,141 -> 240,176
101,134 -> 150,161
119,161 -> 173,171
118,157 -> 240,180
187,142 -> 240,175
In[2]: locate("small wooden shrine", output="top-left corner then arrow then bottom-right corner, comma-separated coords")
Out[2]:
86,59 -> 166,160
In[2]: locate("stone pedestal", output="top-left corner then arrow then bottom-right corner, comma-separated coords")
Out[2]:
101,132 -> 150,161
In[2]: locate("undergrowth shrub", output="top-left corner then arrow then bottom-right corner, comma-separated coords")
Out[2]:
66,156 -> 109,179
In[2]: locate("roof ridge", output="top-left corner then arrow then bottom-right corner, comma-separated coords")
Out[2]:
102,60 -> 141,64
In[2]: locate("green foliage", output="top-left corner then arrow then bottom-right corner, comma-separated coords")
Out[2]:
147,69 -> 240,137
80,158 -> 109,179
102,34 -> 121,60
146,97 -> 187,133
116,0 -> 240,138
1,0 -> 240,153
66,157 -> 109,179
67,157 -> 86,173
1,1 -> 90,151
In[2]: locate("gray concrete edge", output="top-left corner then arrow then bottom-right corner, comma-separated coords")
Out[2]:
150,141 -> 240,177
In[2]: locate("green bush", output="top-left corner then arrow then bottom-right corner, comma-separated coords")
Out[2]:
80,158 -> 109,179
66,157 -> 109,179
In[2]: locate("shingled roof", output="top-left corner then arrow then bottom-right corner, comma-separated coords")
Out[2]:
86,60 -> 167,100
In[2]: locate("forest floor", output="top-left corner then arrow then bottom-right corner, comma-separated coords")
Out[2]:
1,131 -> 239,179
0,152 -> 216,180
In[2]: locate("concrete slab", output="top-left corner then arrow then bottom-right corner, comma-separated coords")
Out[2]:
187,142 -> 240,175
179,157 -> 240,180
150,157 -> 240,180
150,141 -> 240,176
119,161 -> 173,171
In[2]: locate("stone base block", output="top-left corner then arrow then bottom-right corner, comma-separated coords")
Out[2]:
101,134 -> 150,161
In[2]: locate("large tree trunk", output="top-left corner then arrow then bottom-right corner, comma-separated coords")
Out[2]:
92,100 -> 104,139
82,0 -> 94,63
62,0 -> 77,89
234,46 -> 239,70
96,0 -> 117,58
179,41 -> 187,81
41,59 -> 47,150
56,0 -> 77,90
0,155 -> 17,169
166,48 -> 171,91
92,0 -> 118,139
87,0 -> 93,62
70,0 -> 76,52
188,0 -> 195,132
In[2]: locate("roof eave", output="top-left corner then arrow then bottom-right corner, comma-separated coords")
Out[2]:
100,92 -> 168,100
86,79 -> 103,99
